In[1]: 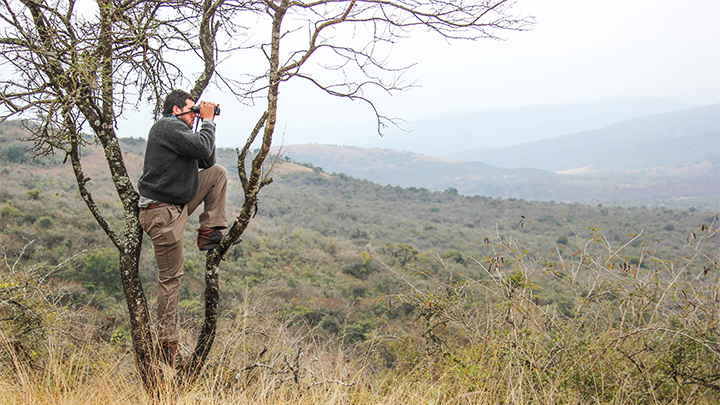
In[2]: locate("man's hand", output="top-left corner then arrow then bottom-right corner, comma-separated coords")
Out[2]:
198,101 -> 218,121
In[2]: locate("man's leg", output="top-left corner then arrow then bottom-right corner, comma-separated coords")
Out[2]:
187,165 -> 228,229
187,165 -> 236,251
139,204 -> 188,344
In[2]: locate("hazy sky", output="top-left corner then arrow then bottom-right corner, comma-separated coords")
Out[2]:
118,0 -> 720,149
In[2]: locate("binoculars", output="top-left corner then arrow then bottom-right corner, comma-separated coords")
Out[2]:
190,104 -> 221,116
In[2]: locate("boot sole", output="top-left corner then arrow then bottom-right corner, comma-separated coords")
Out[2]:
198,238 -> 242,251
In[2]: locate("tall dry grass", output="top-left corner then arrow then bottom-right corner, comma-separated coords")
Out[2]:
2,219 -> 719,404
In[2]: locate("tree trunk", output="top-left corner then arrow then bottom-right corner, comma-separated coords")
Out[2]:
118,238 -> 159,391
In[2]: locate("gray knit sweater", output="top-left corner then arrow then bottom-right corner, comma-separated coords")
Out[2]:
138,115 -> 216,205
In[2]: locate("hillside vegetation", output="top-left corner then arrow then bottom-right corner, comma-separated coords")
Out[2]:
1,121 -> 719,403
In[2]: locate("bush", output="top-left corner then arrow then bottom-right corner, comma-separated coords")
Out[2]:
0,141 -> 29,163
0,249 -> 54,364
35,216 -> 53,229
341,260 -> 378,280
60,249 -> 123,301
0,203 -> 21,219
26,190 -> 39,200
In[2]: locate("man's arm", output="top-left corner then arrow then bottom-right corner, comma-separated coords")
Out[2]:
196,101 -> 218,168
161,118 -> 215,160
198,146 -> 216,169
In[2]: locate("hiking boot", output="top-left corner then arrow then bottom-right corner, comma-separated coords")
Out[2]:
159,341 -> 190,370
197,228 -> 242,251
159,341 -> 180,367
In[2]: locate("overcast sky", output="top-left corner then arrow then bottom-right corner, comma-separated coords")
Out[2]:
117,0 -> 720,149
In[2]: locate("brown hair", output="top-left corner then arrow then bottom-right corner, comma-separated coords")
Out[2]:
162,90 -> 194,116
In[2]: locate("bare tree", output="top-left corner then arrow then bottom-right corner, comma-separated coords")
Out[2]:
196,0 -> 531,378
0,0 -> 531,393
0,0 -> 249,391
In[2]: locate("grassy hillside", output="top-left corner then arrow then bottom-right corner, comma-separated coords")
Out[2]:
1,121 -> 716,318
2,122 -> 719,403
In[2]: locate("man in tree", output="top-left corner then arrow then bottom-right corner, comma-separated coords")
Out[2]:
137,89 -> 235,366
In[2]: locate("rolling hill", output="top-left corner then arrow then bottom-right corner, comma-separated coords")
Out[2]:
277,144 -> 718,207
448,103 -> 720,174
338,97 -> 699,155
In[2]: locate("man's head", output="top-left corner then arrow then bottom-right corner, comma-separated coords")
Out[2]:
162,90 -> 196,127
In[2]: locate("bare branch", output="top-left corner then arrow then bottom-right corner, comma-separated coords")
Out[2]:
238,111 -> 270,192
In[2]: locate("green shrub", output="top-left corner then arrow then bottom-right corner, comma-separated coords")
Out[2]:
35,216 -> 53,229
0,255 -> 54,364
26,190 -> 39,200
0,141 -> 29,163
344,319 -> 374,342
440,249 -> 465,264
76,248 -> 122,297
341,260 -> 378,280
0,203 -> 21,219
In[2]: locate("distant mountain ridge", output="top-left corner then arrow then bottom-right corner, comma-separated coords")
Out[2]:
3,98 -> 715,208
348,98 -> 699,155
448,103 -> 720,174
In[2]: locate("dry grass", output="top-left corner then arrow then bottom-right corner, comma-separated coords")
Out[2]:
1,309 -> 719,404
2,220 -> 719,404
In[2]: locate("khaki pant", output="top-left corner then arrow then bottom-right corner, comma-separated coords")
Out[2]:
139,165 -> 228,342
